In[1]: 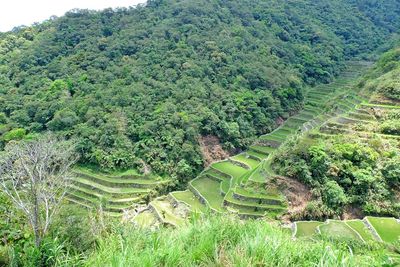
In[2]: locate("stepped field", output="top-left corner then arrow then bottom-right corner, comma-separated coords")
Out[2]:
293,217 -> 400,245
366,217 -> 400,243
294,221 -> 323,238
58,58 -> 398,258
66,166 -> 170,216
318,220 -> 362,241
132,61 -> 380,226
170,190 -> 207,213
294,76 -> 400,243
289,62 -> 400,246
149,196 -> 186,227
345,220 -> 376,242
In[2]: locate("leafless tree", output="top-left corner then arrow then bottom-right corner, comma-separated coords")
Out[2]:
0,134 -> 78,247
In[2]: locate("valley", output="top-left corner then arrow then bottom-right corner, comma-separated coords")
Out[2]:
62,59 -> 399,250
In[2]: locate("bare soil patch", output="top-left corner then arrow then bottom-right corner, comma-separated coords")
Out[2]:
342,205 -> 364,220
271,176 -> 312,222
198,135 -> 230,167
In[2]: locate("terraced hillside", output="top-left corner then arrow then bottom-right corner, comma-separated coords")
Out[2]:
66,167 -> 170,216
274,56 -> 400,217
132,61 -> 374,226
293,217 -> 400,245
282,56 -> 400,248
293,217 -> 400,263
319,103 -> 400,140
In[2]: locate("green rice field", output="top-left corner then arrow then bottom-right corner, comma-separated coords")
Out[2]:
295,221 -> 323,238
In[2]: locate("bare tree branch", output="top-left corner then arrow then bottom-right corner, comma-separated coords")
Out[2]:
0,134 -> 78,247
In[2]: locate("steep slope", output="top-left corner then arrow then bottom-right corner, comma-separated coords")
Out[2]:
1,0 -> 400,181
274,46 -> 400,220
132,60 -> 374,226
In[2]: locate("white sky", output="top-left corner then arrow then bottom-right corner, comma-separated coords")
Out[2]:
0,0 -> 147,32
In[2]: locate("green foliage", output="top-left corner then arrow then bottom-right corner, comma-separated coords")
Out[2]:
2,128 -> 26,142
382,156 -> 400,187
275,135 -> 399,217
0,113 -> 7,124
266,59 -> 400,219
322,181 -> 348,210
380,119 -> 400,135
0,192 -> 35,266
0,0 -> 399,181
49,79 -> 69,92
0,200 -> 100,266
47,108 -> 79,131
299,200 -> 336,221
50,206 -> 97,254
361,46 -> 400,100
378,78 -> 400,100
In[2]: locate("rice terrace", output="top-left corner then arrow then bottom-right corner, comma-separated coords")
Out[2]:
0,0 -> 399,266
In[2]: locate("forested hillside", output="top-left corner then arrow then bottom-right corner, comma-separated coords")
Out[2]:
1,0 -> 400,182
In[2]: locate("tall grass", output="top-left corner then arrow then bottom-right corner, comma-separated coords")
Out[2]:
84,215 -> 389,267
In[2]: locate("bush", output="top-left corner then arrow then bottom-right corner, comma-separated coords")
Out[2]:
381,157 -> 400,187
378,79 -> 400,100
274,134 -> 399,218
380,119 -> 400,135
47,109 -> 79,131
322,181 -> 348,210
50,205 -> 98,254
293,200 -> 336,221
2,128 -> 26,142
0,113 -> 7,124
0,246 -> 9,266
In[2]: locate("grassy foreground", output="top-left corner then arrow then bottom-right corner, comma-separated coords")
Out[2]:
84,215 -> 391,267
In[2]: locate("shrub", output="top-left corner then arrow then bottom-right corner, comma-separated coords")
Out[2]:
0,113 -> 7,124
377,78 -> 400,100
322,181 -> 348,210
294,200 -> 336,221
2,128 -> 26,142
47,109 -> 79,131
0,246 -> 9,266
381,157 -> 400,187
380,119 -> 400,135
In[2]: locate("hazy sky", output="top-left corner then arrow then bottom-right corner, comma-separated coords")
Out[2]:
0,0 -> 147,32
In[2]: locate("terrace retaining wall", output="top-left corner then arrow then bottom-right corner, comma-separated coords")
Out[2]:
232,192 -> 283,205
228,159 -> 250,170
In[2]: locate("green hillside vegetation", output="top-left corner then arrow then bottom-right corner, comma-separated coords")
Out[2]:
1,0 -> 400,183
129,61 -> 375,228
273,47 -> 400,219
124,52 -> 400,263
